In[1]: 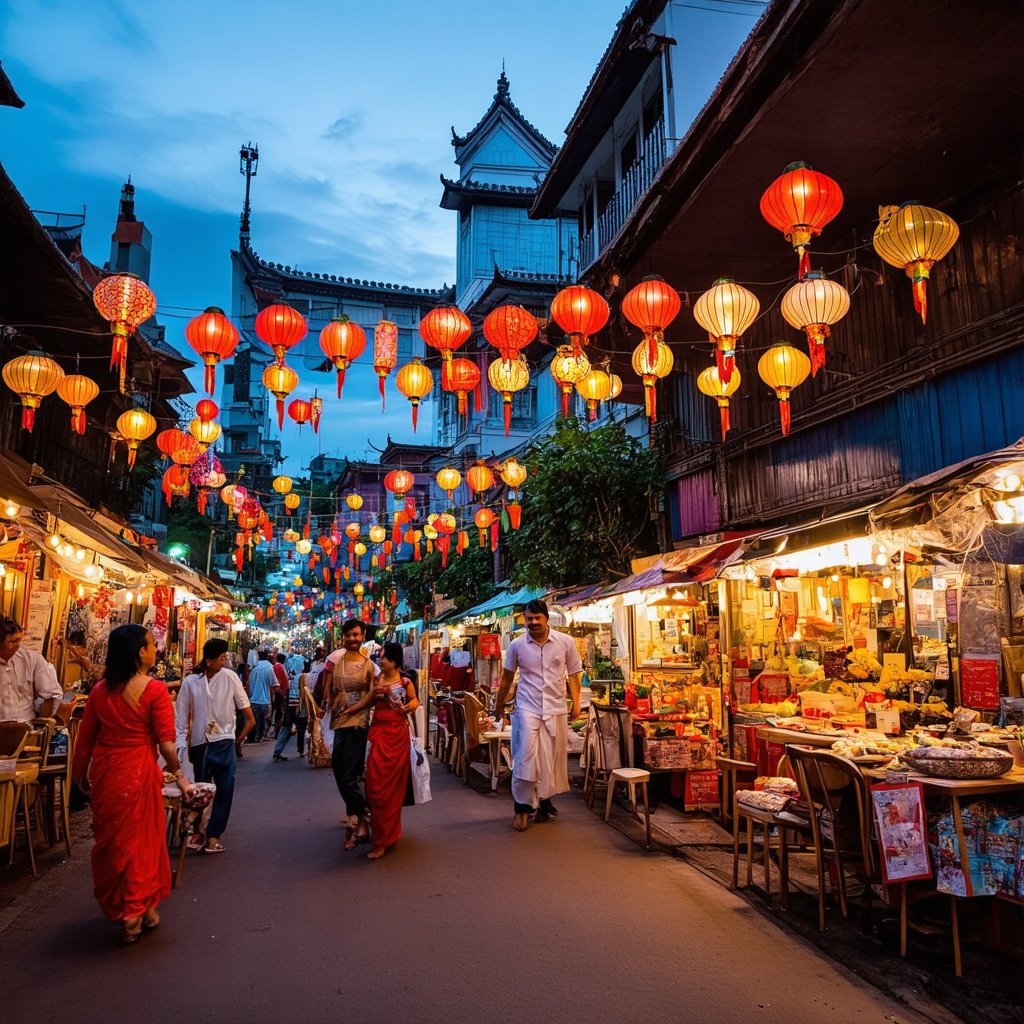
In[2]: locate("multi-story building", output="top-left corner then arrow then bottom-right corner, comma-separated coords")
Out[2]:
533,0 -> 1024,548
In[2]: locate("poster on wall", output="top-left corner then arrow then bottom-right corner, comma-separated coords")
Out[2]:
870,782 -> 932,883
22,579 -> 54,654
684,769 -> 720,810
960,654 -> 1001,709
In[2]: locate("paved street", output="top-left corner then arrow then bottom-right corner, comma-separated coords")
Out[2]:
2,753 -> 941,1024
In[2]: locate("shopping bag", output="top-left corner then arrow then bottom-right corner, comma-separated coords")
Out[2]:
321,707 -> 335,755
410,734 -> 431,805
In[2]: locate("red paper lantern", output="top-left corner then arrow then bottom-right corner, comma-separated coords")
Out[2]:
760,162 -> 843,279
383,469 -> 414,497
185,307 -> 239,395
419,306 -> 471,383
319,316 -> 367,397
92,273 -> 156,385
288,398 -> 312,428
445,357 -> 480,418
483,305 -> 538,363
255,304 -> 307,364
621,275 -> 681,367
550,285 -> 608,357
195,398 -> 219,422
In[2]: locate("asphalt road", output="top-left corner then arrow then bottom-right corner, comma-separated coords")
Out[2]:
1,748 -> 945,1024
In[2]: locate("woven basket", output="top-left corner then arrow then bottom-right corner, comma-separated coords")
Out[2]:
902,751 -> 1013,780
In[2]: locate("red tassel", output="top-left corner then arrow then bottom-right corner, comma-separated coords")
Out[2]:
508,503 -> 521,530
127,446 -> 137,470
198,490 -> 208,516
719,403 -> 730,438
392,523 -> 402,547
650,386 -> 657,423
474,375 -> 483,414
204,364 -> 215,395
322,567 -> 330,585
378,374 -> 386,410
490,521 -> 499,552
648,333 -> 657,369
412,404 -> 419,433
560,389 -> 569,418
720,351 -> 734,386
234,547 -> 243,573
413,541 -> 421,561
303,515 -> 311,540
503,400 -> 511,437
337,367 -> 346,397
335,575 -> 340,594
913,277 -> 928,324
76,409 -> 86,434
276,398 -> 284,429
21,406 -> 34,432
589,401 -> 597,422
438,535 -> 450,568
780,399 -> 791,436
478,528 -> 486,548
111,334 -> 126,372
798,248 -> 810,280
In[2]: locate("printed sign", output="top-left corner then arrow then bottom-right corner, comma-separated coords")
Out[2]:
477,633 -> 501,659
960,654 -> 1001,709
870,782 -> 932,883
684,769 -> 720,810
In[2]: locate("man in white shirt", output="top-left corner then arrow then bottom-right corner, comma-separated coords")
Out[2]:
175,638 -> 254,853
493,599 -> 583,832
0,616 -> 62,722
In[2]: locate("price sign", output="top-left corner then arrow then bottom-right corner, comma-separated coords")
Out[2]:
960,655 -> 1000,709
684,769 -> 720,810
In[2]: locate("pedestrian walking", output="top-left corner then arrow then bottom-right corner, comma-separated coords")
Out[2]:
246,649 -> 274,741
340,642 -> 419,860
174,638 -> 255,854
273,657 -> 308,761
492,599 -> 583,832
71,624 -> 193,943
320,618 -> 379,849
271,653 -> 290,738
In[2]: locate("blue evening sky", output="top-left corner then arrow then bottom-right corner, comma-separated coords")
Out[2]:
0,0 -> 755,474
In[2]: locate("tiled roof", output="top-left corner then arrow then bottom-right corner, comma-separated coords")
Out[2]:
439,175 -> 537,197
451,71 -> 557,155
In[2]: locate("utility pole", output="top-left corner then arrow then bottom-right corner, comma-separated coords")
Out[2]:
239,142 -> 259,239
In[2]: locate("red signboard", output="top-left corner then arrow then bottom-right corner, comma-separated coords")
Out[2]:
684,769 -> 720,810
960,655 -> 1001,709
477,633 -> 501,659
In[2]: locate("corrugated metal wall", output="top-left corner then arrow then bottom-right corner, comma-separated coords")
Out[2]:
673,469 -> 719,540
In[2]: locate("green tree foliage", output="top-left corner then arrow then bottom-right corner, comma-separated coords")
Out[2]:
393,544 -> 496,618
166,501 -> 216,566
506,419 -> 662,588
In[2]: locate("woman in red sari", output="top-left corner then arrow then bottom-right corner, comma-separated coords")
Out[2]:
72,624 -> 193,943
341,642 -> 418,860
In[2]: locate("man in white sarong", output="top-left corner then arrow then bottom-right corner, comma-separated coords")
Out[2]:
493,599 -> 583,832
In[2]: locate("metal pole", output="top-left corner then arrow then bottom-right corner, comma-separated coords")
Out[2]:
206,527 -> 215,576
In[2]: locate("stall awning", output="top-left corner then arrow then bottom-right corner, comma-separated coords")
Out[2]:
556,583 -> 607,608
661,538 -> 749,582
448,584 -> 546,621
394,619 -> 423,634
601,565 -> 689,597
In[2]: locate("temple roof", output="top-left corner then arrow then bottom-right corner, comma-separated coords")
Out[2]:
438,174 -> 538,212
450,71 -> 557,157
236,239 -> 451,302
0,62 -> 24,109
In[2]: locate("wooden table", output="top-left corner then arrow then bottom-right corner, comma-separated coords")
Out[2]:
480,729 -> 512,791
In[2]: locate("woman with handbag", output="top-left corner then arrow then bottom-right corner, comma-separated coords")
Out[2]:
339,642 -> 418,860
72,624 -> 193,944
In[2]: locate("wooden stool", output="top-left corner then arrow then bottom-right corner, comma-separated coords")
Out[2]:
731,793 -> 780,898
604,767 -> 652,850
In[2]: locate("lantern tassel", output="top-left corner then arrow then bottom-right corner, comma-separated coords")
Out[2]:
439,535 -> 449,568
648,332 -> 657,370
21,406 -> 34,432
588,400 -> 597,422
337,367 -> 346,397
234,547 -> 244,573
913,275 -> 928,324
508,503 -> 522,530
413,540 -> 421,561
560,389 -> 569,419
110,333 -> 126,373
474,375 -> 484,414
378,374 -> 386,410
457,392 -> 467,418
204,363 -> 216,395
490,521 -> 499,552
76,409 -> 86,434
276,398 -> 285,429
780,398 -> 792,436
411,404 -> 419,433
716,348 -> 735,386
198,490 -> 208,516
798,247 -> 810,280
478,528 -> 486,548
504,399 -> 511,438
719,401 -> 730,438
127,445 -> 137,470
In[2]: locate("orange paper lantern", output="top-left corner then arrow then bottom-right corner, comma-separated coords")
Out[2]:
185,307 -> 239,395
760,162 -> 843,278
550,285 -> 608,358
483,305 -> 538,363
92,273 -> 156,384
419,306 -> 471,383
255,303 -> 307,364
395,358 -> 434,432
2,351 -> 65,432
55,372 -> 98,435
319,315 -> 367,397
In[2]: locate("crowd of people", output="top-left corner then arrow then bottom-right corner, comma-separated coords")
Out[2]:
4,599 -> 579,946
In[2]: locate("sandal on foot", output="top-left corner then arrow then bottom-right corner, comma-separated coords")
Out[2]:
343,826 -> 357,851
204,838 -> 225,854
143,907 -> 160,930
122,917 -> 143,944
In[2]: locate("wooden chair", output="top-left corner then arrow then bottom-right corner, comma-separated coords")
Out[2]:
582,705 -> 631,809
7,725 -> 46,875
454,692 -> 490,784
718,756 -> 757,830
37,717 -> 79,855
445,699 -> 465,776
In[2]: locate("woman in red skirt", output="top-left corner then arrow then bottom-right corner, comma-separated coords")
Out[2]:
340,642 -> 418,860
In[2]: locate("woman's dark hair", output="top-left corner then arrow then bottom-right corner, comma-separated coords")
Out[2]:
381,641 -> 404,668
304,659 -> 311,673
68,629 -> 87,647
104,624 -> 151,691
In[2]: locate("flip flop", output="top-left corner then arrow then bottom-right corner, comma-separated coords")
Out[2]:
343,826 -> 357,851
204,839 -> 225,854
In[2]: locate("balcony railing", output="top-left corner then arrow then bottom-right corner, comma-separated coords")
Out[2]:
578,118 -> 665,272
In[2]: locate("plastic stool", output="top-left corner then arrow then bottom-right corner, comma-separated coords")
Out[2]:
604,767 -> 652,850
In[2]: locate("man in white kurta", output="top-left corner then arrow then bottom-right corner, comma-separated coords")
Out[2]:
494,600 -> 583,832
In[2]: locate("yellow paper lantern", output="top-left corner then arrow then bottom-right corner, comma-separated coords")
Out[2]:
487,356 -> 531,436
353,582 -> 365,599
55,373 -> 99,435
292,576 -> 304,587
696,365 -> 742,439
2,351 -> 65,432
354,541 -> 367,557
284,493 -> 301,512
262,362 -> 299,428
295,538 -> 312,555
499,458 -> 527,491
872,202 -> 959,324
757,341 -> 810,436
272,475 -> 293,495
116,406 -> 157,470
608,373 -> 623,400
189,417 -> 222,448
435,466 -> 462,501
575,368 -> 612,421
395,357 -> 434,432
345,493 -> 363,511
693,278 -> 759,385
368,525 -> 386,544
549,345 -> 590,419
780,272 -> 850,376
630,339 -> 674,422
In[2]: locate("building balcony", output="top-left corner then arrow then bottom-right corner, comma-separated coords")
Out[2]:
579,118 -> 665,273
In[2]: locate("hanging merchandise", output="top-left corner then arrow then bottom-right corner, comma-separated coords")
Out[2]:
419,305 -> 471,385
445,357 -> 480,419
872,202 -> 959,324
395,357 -> 434,432
549,345 -> 590,418
2,351 -> 65,432
630,338 -> 673,422
373,320 -> 398,409
319,315 -> 367,397
696,364 -> 741,438
55,373 -> 99,435
487,356 -> 530,436
263,363 -> 299,428
780,271 -> 851,375
760,162 -> 843,279
466,459 -> 494,497
483,304 -> 538,363
622,275 -> 682,367
185,306 -> 239,395
92,272 -> 156,388
436,467 -> 462,502
287,397 -> 312,429
693,278 -> 759,385
757,341 -> 811,436
255,303 -> 307,365
116,405 -> 156,470
550,284 -> 608,358
575,368 -> 612,421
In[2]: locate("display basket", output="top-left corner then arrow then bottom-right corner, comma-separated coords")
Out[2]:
901,750 -> 1014,780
